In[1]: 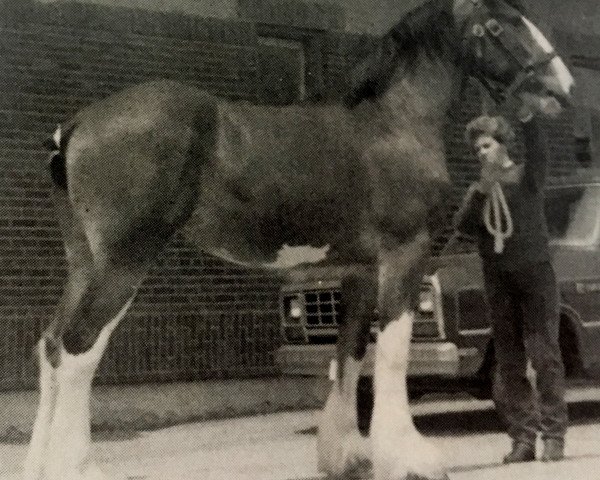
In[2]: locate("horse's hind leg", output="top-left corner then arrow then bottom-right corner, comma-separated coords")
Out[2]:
24,190 -> 94,480
371,231 -> 447,480
24,198 -> 163,480
43,270 -> 142,480
318,271 -> 376,477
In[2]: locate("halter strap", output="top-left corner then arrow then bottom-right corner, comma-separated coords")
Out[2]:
463,3 -> 558,104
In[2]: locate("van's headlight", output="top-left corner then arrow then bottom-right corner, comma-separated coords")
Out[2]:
281,294 -> 307,343
289,297 -> 302,320
418,287 -> 435,313
413,282 -> 440,338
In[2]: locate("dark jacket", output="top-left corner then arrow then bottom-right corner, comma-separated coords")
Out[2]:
454,118 -> 551,270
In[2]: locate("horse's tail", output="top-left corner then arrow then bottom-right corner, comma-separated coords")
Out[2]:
43,122 -> 75,190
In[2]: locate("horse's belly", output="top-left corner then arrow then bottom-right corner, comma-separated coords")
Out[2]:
211,243 -> 332,269
181,200 -> 337,269
183,223 -> 333,269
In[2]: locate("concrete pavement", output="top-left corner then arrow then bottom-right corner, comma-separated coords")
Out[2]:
3,387 -> 600,480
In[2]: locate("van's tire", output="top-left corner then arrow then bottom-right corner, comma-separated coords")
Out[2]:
560,316 -> 585,378
470,341 -> 496,400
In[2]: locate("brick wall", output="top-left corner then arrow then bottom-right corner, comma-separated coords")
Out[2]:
0,0 -> 281,390
37,0 -> 422,35
320,32 -> 375,99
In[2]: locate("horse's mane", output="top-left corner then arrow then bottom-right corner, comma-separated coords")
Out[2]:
343,0 -> 527,108
343,0 -> 456,108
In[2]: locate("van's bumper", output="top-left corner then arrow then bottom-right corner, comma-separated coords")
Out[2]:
276,342 -> 461,377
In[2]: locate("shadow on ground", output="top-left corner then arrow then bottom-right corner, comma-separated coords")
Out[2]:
298,400 -> 600,436
4,400 -> 600,444
415,401 -> 600,435
0,426 -> 142,445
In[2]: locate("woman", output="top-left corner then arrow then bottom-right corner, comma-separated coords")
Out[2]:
454,112 -> 567,463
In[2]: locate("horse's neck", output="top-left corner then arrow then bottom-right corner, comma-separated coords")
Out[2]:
347,54 -> 457,190
355,54 -> 459,138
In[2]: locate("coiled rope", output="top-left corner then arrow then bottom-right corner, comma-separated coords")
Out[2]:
483,182 -> 513,253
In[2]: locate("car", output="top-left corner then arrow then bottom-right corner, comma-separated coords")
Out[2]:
276,181 -> 600,403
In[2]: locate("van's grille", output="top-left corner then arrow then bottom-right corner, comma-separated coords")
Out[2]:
281,279 -> 441,344
304,289 -> 342,327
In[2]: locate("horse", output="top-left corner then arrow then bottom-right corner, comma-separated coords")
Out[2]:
23,0 -> 574,479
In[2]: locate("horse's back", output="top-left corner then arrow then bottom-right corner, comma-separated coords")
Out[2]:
71,79 -> 219,141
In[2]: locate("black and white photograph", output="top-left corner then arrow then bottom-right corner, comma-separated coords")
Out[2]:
0,0 -> 599,479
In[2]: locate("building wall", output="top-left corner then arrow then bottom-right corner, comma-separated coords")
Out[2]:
33,0 -> 442,35
34,0 -> 600,36
525,0 -> 600,37
37,0 -> 239,20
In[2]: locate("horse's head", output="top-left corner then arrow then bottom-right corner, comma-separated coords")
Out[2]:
454,0 -> 574,117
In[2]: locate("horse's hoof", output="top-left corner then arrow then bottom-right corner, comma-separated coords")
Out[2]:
406,473 -> 449,480
318,430 -> 371,478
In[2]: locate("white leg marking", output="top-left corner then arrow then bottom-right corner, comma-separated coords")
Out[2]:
318,356 -> 371,476
23,340 -> 58,480
372,313 -> 445,480
522,16 -> 574,95
40,299 -> 132,480
52,125 -> 62,149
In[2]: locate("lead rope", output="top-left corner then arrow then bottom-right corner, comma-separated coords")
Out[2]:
480,89 -> 513,254
483,182 -> 513,253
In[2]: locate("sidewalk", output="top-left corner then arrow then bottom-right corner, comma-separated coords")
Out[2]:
3,387 -> 600,480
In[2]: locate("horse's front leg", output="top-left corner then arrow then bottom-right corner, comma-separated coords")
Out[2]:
372,232 -> 448,480
318,273 -> 376,477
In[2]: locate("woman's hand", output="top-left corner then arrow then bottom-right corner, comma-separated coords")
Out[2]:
477,159 -> 512,193
519,92 -> 562,120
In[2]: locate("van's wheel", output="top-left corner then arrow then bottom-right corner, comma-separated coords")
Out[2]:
471,341 -> 496,400
471,317 -> 583,402
560,316 -> 585,378
471,362 -> 495,400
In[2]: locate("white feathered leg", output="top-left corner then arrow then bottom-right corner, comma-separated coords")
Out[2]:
23,340 -> 58,480
371,312 -> 447,480
29,299 -> 132,480
318,355 -> 371,477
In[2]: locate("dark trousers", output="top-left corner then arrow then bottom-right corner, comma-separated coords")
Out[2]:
483,260 -> 568,446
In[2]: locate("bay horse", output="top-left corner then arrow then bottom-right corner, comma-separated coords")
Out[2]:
24,0 -> 574,479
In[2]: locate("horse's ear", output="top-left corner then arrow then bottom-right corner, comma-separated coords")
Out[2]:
344,36 -> 399,108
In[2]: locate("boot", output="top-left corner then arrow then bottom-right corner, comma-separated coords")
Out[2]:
503,441 -> 536,464
541,438 -> 564,462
